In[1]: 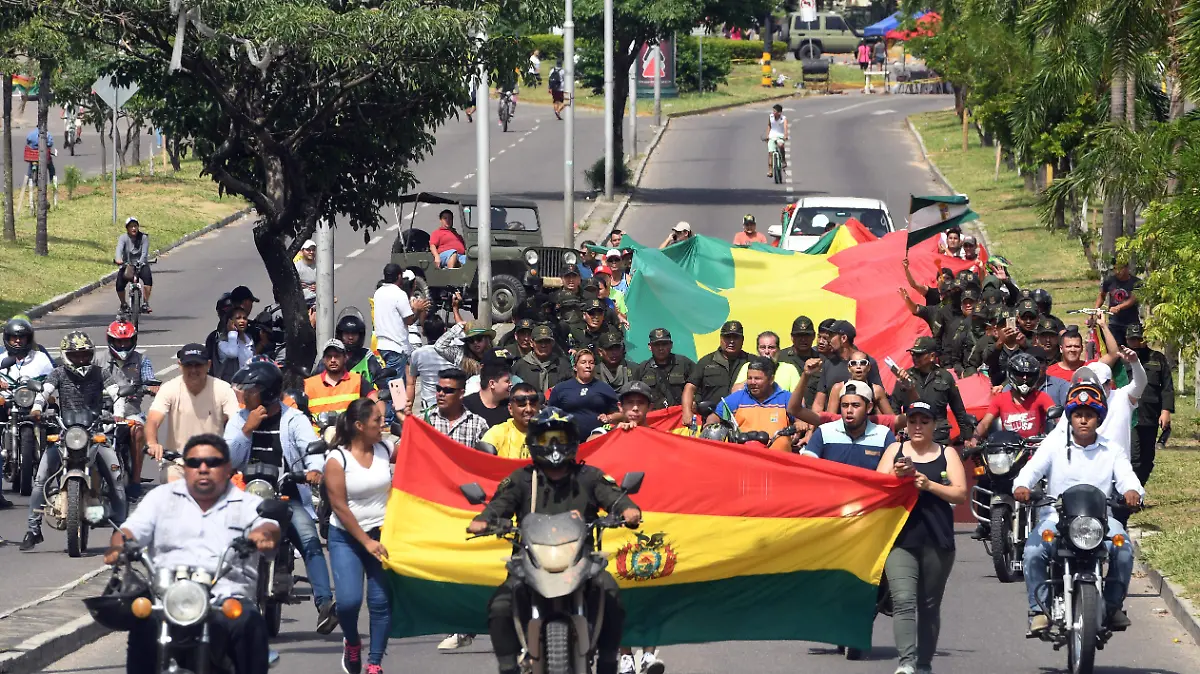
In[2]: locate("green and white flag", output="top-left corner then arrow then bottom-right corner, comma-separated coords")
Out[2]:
906,194 -> 979,248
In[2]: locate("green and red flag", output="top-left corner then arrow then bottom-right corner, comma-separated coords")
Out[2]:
906,194 -> 978,248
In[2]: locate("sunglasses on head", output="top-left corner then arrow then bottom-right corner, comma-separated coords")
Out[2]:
184,456 -> 229,469
848,359 -> 869,367
511,395 -> 540,407
436,385 -> 462,394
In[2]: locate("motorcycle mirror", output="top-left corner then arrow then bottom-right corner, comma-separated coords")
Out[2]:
389,421 -> 403,437
474,441 -> 499,456
1046,405 -> 1063,421
116,384 -> 139,397
620,471 -> 644,494
0,356 -> 15,369
306,440 -> 328,456
256,499 -> 293,525
460,482 -> 489,505
695,401 -> 716,419
317,411 -> 339,429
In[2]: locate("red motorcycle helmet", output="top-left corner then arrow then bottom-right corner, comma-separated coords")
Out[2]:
106,318 -> 138,360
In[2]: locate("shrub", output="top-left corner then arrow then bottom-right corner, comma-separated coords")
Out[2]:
525,34 -> 564,61
64,165 -> 82,200
584,155 -> 629,192
707,38 -> 788,61
675,36 -> 733,93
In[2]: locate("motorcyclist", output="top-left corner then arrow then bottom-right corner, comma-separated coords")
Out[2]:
104,433 -> 280,674
23,128 -> 56,184
95,317 -> 158,500
971,353 -> 1056,444
1014,381 -> 1143,633
1031,289 -> 1065,334
1,318 -> 56,509
467,407 -> 641,674
324,315 -> 387,384
21,332 -> 129,551
223,361 -> 338,634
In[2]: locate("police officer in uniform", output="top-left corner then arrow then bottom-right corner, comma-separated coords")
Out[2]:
941,288 -> 983,374
1126,323 -> 1173,485
467,407 -> 641,674
777,316 -> 818,371
568,299 -> 622,353
634,328 -> 694,410
892,336 -> 975,444
681,321 -> 749,424
595,332 -> 637,389
512,325 -> 573,393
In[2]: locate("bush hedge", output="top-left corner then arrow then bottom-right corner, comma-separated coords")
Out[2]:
675,36 -> 732,93
526,34 -> 564,60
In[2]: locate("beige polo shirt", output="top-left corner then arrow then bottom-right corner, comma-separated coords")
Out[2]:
149,375 -> 242,450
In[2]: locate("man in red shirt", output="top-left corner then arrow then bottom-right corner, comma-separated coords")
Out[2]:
970,353 -> 1054,442
733,214 -> 768,245
430,209 -> 468,268
1045,322 -> 1119,382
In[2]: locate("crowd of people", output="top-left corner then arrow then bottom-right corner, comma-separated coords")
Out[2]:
0,211 -> 1176,674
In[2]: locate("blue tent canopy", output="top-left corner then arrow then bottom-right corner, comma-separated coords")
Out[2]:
862,11 -> 926,37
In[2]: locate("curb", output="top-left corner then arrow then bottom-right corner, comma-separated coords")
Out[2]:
1131,531 -> 1200,646
24,207 -> 256,320
0,614 -> 109,674
904,117 -> 995,254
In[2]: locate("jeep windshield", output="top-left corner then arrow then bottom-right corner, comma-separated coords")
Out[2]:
463,205 -> 540,232
787,207 -> 889,237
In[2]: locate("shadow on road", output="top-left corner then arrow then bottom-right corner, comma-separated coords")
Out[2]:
631,186 -> 827,207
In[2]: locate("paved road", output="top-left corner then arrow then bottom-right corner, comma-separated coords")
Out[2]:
0,102 -> 636,612
6,98 -> 115,179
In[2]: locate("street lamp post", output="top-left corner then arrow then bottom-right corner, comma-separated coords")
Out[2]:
603,0 -> 614,200
628,62 -> 636,157
564,0 -> 576,247
476,56 -> 493,326
315,218 -> 334,347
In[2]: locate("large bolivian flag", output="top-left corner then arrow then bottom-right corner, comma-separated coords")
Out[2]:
383,418 -> 917,649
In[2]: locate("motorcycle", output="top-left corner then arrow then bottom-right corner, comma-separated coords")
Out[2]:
966,431 -> 1045,583
460,471 -> 645,674
1,358 -> 45,495
82,500 -> 291,674
686,401 -> 796,447
1027,485 -> 1134,674
240,441 -> 327,637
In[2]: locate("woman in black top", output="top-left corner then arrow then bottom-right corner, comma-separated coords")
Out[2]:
877,401 -> 967,674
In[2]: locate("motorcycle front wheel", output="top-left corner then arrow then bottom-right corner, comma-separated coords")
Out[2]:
1068,582 -> 1100,674
544,619 -> 571,674
991,505 -> 1018,582
66,479 -> 88,557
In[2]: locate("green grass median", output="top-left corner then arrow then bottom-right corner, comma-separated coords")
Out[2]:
0,159 -> 246,318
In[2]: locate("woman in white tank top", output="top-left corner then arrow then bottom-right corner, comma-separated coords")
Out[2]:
324,398 -> 395,674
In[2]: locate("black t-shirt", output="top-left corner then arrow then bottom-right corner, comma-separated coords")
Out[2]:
463,392 -> 511,427
248,415 -> 300,499
818,352 -> 884,393
1101,274 -> 1139,325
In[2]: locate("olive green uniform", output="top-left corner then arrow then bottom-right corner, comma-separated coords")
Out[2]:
596,359 -> 638,389
1132,346 -> 1174,484
687,350 -> 749,408
778,346 -> 821,407
512,352 -> 573,393
634,354 -> 695,409
893,366 -> 975,444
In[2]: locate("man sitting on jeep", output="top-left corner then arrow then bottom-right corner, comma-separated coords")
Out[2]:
430,209 -> 468,269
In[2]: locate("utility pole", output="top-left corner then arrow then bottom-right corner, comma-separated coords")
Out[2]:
315,218 -> 334,347
698,35 -> 704,94
563,0 -> 576,246
603,0 -> 614,200
475,56 -> 494,325
628,62 -> 637,157
653,41 -> 662,127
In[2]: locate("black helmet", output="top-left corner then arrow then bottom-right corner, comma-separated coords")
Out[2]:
233,360 -> 283,406
3,317 -> 34,359
1007,352 -> 1041,396
82,569 -> 152,632
336,314 -> 367,339
1032,288 -> 1052,314
60,331 -> 96,379
526,407 -> 579,469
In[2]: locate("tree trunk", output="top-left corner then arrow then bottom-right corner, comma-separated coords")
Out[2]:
168,137 -> 183,171
610,44 -> 636,185
130,121 -> 141,169
253,219 -> 315,385
114,121 -> 125,171
100,116 -> 108,178
35,60 -> 51,257
1101,65 -> 1126,263
3,73 -> 14,242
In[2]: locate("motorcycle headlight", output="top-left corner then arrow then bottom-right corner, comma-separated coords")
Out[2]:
984,450 -> 1015,476
524,249 -> 539,266
563,251 -> 578,265
1068,516 -> 1104,551
14,387 -> 36,408
163,580 -> 210,626
528,541 -> 582,573
245,479 -> 277,500
64,426 -> 90,450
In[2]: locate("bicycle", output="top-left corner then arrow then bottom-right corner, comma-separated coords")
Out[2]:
117,258 -> 157,329
1067,308 -> 1113,360
763,136 -> 784,184
498,91 -> 515,132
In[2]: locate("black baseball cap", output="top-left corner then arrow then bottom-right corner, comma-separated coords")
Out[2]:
720,320 -> 744,336
1036,318 -> 1059,335
382,263 -> 404,283
831,320 -> 856,342
515,318 -> 535,332
619,380 -> 654,402
1017,300 -> 1040,317
230,285 -> 259,303
177,343 -> 208,365
908,336 -> 937,354
532,325 -> 556,342
599,332 -> 624,349
649,328 -> 673,344
1125,323 -> 1145,339
585,298 -> 607,314
906,400 -> 935,419
791,316 -> 815,335
818,318 -> 838,334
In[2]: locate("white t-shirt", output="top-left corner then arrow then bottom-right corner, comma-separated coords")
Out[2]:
1044,383 -> 1139,461
768,113 -> 786,138
1,350 -> 55,381
148,376 -> 242,450
529,54 -> 541,75
327,443 -> 393,532
373,283 -> 415,355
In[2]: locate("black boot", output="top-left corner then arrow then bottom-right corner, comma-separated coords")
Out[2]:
0,493 -> 14,509
19,530 -> 43,551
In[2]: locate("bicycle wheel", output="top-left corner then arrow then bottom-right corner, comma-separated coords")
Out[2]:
129,285 -> 142,329
773,152 -> 783,184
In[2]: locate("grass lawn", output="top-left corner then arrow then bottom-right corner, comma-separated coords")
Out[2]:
910,110 -> 1097,316
0,159 -> 245,318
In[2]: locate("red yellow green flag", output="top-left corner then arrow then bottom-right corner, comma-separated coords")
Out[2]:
382,418 -> 917,649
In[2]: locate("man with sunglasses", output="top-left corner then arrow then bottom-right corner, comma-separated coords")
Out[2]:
224,361 -> 337,634
422,368 -> 489,446
577,240 -> 598,278
634,328 -> 694,410
812,321 -> 884,413
107,434 -> 280,674
480,382 -> 543,459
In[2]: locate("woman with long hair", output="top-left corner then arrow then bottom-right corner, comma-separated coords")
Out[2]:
325,397 -> 394,674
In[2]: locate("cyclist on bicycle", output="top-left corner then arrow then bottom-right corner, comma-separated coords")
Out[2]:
766,104 -> 789,178
114,217 -> 153,314
498,68 -> 520,124
23,129 -> 56,183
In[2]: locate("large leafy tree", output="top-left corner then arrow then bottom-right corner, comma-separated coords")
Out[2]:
22,0 -> 556,372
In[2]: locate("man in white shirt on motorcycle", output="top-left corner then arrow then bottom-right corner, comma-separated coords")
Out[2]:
766,104 -> 789,178
0,318 -> 55,509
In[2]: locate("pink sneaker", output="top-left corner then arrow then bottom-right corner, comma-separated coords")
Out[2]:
366,665 -> 383,674
341,640 -> 362,674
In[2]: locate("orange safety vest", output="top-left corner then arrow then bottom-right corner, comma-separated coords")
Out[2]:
304,371 -> 364,415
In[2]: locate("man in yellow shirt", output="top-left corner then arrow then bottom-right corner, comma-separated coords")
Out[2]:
732,330 -> 801,394
479,382 -> 542,459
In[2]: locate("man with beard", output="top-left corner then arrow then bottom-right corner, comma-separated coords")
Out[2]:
1125,323 -> 1173,484
634,328 -> 694,409
479,382 -> 543,459
681,321 -> 750,425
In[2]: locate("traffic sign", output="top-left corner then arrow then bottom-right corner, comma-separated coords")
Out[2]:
91,76 -> 139,110
641,46 -> 666,79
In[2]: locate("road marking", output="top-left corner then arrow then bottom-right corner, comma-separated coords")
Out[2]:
824,100 -> 882,115
786,186 -> 794,193
509,143 -> 517,148
786,170 -> 793,178
465,173 -> 475,179
155,363 -> 179,377
388,224 -> 399,231
498,149 -> 506,155
783,107 -> 796,112
368,236 -> 383,246
872,109 -> 897,115
490,157 -> 496,162
347,248 -> 365,258
805,114 -> 814,118
335,263 -> 343,270
450,181 -> 461,188
532,125 -> 540,131
518,137 -> 525,142
419,203 -> 429,209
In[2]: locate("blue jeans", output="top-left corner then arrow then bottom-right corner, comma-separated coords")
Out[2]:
288,499 -> 333,608
328,526 -> 391,665
378,350 -> 409,424
438,250 -> 467,266
1024,516 -> 1134,614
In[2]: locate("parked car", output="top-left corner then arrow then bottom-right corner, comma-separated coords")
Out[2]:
785,11 -> 866,60
390,192 -> 578,322
768,197 -> 897,252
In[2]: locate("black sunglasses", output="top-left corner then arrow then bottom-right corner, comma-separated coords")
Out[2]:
436,385 -> 463,394
184,456 -> 229,469
511,395 -> 540,407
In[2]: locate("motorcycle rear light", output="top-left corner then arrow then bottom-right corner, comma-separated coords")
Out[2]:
1112,534 -> 1126,547
132,597 -> 152,619
973,465 -> 986,476
222,598 -> 243,620
1041,530 -> 1055,543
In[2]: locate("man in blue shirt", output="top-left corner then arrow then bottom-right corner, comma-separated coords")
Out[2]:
802,380 -> 896,470
713,357 -> 793,451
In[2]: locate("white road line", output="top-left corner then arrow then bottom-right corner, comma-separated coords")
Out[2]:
490,157 -> 496,162
335,263 -> 343,270
498,149 -> 506,155
518,137 -> 526,143
824,100 -> 883,116
155,363 -> 179,377
368,236 -> 383,246
786,170 -> 793,178
783,107 -> 796,112
786,186 -> 794,193
347,248 -> 365,258
532,125 -> 540,131
419,203 -> 429,209
465,173 -> 475,179
388,224 -> 400,231
805,114 -> 815,118
509,143 -> 517,148
450,181 -> 462,189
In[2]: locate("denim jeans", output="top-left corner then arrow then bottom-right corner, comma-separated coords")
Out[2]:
885,546 -> 955,671
377,350 -> 409,423
29,443 -> 127,532
1024,516 -> 1134,614
328,526 -> 392,665
288,499 -> 333,608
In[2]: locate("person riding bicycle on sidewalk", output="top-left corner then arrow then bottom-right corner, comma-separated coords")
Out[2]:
766,104 -> 789,178
115,217 -> 153,314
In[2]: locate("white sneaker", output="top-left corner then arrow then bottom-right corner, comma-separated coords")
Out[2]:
619,654 -> 636,674
641,651 -> 665,674
894,666 -> 916,674
437,634 -> 473,650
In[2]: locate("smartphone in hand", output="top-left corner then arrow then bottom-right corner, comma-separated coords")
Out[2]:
884,356 -> 901,375
1006,317 -> 1018,331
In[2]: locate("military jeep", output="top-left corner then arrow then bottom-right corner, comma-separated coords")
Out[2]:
390,192 -> 578,322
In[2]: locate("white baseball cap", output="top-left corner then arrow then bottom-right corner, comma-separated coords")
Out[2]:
301,239 -> 316,250
672,221 -> 692,233
402,269 -> 416,281
840,380 -> 874,404
1087,362 -> 1113,386
605,248 -> 621,259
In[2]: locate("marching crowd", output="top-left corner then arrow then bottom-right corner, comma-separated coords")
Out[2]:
0,212 -> 1176,674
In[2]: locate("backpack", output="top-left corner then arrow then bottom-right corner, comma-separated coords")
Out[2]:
548,68 -> 563,90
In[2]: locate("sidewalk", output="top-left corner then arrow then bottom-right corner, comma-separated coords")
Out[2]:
0,571 -> 111,674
